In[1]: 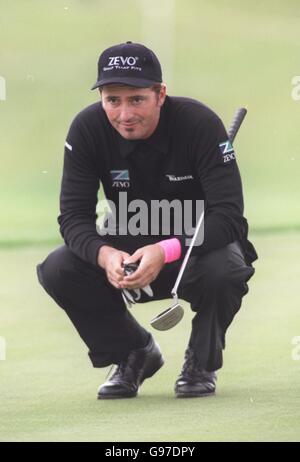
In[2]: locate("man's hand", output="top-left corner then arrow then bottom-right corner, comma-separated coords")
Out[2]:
98,245 -> 130,289
119,244 -> 165,290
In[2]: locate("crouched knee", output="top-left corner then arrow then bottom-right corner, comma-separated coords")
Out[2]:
36,245 -> 76,298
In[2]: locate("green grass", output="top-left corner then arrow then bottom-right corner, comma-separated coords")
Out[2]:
1,0 -> 300,244
1,232 -> 300,442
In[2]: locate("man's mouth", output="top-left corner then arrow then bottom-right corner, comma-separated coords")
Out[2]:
122,122 -> 138,128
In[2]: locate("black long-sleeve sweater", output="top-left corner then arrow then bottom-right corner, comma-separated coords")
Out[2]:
58,96 -> 258,267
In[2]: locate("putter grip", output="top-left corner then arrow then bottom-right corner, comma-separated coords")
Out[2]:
227,107 -> 247,143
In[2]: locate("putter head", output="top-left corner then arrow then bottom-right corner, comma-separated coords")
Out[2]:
150,303 -> 184,331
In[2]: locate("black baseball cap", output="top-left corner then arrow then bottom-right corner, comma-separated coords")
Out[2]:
91,41 -> 163,90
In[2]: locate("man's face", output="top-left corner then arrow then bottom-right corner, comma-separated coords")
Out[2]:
101,84 -> 166,140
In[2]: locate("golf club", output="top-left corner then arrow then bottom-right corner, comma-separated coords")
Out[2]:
150,107 -> 248,331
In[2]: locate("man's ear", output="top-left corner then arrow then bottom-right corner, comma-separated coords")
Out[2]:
158,84 -> 167,107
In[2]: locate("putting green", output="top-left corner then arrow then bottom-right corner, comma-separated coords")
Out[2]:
0,232 -> 299,442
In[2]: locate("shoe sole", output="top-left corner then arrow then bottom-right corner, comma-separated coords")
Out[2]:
175,390 -> 216,398
97,355 -> 164,400
98,393 -> 137,400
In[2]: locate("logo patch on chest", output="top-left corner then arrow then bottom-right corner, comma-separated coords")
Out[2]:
165,174 -> 194,182
110,170 -> 130,188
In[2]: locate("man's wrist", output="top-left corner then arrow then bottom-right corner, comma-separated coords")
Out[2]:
97,245 -> 114,269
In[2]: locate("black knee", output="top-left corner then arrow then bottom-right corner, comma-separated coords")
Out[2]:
36,245 -> 77,298
180,253 -> 228,296
179,242 -> 255,304
37,244 -> 107,301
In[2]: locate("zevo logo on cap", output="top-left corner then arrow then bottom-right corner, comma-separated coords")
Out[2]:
108,56 -> 139,66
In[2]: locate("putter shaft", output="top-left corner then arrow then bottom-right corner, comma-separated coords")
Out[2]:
171,210 -> 204,297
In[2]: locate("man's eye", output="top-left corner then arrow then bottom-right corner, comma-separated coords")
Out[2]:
108,98 -> 118,104
132,97 -> 144,103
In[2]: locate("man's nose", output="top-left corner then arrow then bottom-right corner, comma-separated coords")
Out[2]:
118,104 -> 134,121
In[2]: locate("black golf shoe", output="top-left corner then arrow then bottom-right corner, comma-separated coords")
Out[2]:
174,347 -> 217,398
97,335 -> 164,399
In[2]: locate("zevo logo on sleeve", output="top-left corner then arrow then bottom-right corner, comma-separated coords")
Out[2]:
219,140 -> 236,163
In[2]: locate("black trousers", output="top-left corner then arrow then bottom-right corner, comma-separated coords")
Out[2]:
36,241 -> 255,372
